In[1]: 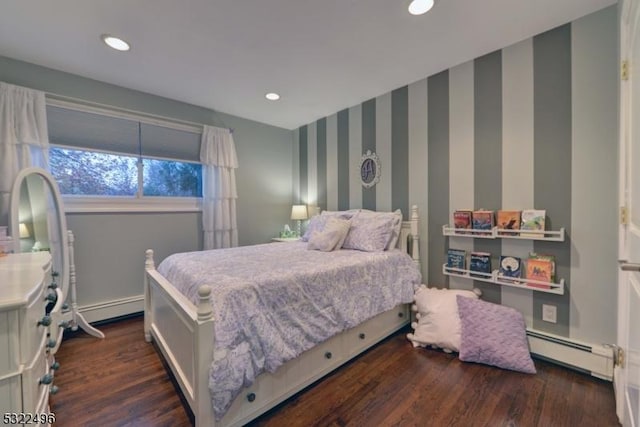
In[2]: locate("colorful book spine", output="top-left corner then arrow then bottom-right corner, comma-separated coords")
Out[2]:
498,255 -> 521,283
526,257 -> 553,289
472,210 -> 494,230
469,252 -> 491,278
521,209 -> 546,237
497,210 -> 521,235
453,210 -> 473,233
447,249 -> 466,273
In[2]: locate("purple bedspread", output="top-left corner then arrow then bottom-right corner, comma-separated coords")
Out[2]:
157,241 -> 421,419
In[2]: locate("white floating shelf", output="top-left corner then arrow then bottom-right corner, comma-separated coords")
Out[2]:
442,264 -> 565,295
443,225 -> 565,242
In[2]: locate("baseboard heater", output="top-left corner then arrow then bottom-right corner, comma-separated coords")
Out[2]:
527,329 -> 614,381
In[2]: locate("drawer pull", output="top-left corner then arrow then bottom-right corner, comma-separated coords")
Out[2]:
359,333 -> 366,340
59,321 -> 70,329
39,374 -> 53,385
51,362 -> 60,371
398,312 -> 404,318
46,338 -> 57,349
62,303 -> 69,311
52,271 -> 59,278
38,316 -> 52,327
50,385 -> 59,395
247,392 -> 256,402
325,351 -> 333,359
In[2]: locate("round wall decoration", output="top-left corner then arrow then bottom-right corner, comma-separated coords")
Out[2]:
359,150 -> 381,188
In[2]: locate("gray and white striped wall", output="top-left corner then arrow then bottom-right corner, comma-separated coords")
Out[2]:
293,6 -> 618,345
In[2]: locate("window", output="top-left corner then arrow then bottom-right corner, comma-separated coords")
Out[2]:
50,147 -> 138,196
142,158 -> 202,197
46,104 -> 203,205
49,148 -> 202,197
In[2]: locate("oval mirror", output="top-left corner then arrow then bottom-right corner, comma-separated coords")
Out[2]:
8,167 -> 69,300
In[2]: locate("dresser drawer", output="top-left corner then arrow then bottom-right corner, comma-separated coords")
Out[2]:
23,280 -> 50,365
21,348 -> 50,414
0,372 -> 21,414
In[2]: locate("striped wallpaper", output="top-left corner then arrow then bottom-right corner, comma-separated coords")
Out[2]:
294,6 -> 618,344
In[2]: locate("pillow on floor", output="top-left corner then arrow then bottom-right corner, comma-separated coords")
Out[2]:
457,295 -> 536,374
406,286 -> 481,352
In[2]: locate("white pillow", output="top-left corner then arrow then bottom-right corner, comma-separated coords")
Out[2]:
406,285 -> 481,352
342,211 -> 395,252
353,209 -> 403,250
303,210 -> 358,242
307,217 -> 351,252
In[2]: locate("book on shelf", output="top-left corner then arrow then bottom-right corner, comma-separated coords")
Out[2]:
469,252 -> 491,278
525,257 -> 554,289
497,210 -> 521,235
472,210 -> 494,231
521,209 -> 546,237
453,210 -> 473,233
498,255 -> 522,283
447,249 -> 466,273
528,252 -> 556,282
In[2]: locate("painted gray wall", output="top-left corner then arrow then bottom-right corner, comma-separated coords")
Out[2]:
1,55 -> 294,316
294,6 -> 618,345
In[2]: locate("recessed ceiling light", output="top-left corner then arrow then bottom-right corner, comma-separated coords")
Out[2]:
101,34 -> 130,52
265,92 -> 280,101
408,0 -> 434,15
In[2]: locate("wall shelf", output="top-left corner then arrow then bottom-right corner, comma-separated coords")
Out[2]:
442,264 -> 565,295
442,225 -> 565,242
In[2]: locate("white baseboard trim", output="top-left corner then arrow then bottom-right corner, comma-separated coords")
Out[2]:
527,329 -> 614,381
78,295 -> 144,323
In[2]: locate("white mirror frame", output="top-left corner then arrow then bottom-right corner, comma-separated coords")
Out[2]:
9,167 -> 70,300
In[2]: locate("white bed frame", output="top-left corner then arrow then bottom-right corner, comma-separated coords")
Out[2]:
144,206 -> 421,427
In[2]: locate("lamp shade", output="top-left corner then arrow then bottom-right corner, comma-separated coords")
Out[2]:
291,205 -> 308,220
19,223 -> 30,238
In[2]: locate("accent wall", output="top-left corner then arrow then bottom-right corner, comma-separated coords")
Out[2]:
294,6 -> 618,345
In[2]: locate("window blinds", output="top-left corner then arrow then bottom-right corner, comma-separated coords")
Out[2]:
46,105 -> 202,162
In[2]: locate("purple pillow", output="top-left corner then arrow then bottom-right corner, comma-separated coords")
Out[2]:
342,211 -> 395,252
456,296 -> 536,374
302,210 -> 357,242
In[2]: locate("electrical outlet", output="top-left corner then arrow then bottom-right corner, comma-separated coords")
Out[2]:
542,304 -> 557,323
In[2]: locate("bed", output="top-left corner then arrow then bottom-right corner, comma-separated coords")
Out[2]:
143,206 -> 422,427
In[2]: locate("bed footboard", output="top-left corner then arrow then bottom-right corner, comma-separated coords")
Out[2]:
144,249 -> 217,427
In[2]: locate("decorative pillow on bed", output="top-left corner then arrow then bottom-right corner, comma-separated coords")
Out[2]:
307,217 -> 351,251
406,285 -> 480,352
341,211 -> 396,252
457,296 -> 536,374
320,209 -> 360,218
302,210 -> 357,241
357,209 -> 403,250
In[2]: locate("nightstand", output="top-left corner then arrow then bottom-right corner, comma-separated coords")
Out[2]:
271,237 -> 301,242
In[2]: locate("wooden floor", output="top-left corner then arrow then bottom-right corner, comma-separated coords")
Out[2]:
52,315 -> 620,427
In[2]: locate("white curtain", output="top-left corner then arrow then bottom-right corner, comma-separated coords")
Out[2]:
200,125 -> 238,249
0,82 -> 49,227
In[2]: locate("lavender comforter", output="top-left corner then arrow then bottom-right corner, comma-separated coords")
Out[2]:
157,241 -> 421,419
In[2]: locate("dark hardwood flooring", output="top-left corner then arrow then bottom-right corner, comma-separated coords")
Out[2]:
52,316 -> 620,427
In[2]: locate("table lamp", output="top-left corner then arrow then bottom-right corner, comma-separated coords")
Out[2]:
291,205 -> 308,237
19,223 -> 30,239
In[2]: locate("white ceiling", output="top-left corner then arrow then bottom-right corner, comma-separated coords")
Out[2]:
0,0 -> 616,130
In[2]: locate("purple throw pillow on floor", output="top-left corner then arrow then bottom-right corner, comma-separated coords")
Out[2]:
457,295 -> 536,374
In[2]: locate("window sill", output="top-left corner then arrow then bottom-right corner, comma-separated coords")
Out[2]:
62,196 -> 202,213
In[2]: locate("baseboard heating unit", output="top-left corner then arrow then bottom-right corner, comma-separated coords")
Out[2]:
527,329 -> 614,381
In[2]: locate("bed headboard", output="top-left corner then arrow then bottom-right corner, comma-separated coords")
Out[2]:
399,205 -> 420,270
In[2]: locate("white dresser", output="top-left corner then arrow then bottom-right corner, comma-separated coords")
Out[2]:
0,252 -> 58,424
